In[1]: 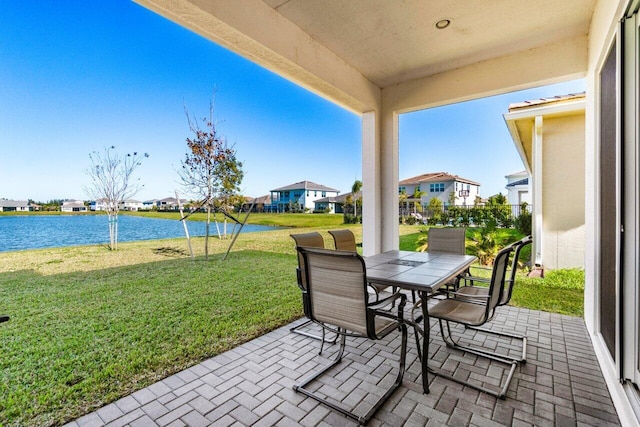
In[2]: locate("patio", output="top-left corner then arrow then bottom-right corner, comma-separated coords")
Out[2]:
67,303 -> 619,426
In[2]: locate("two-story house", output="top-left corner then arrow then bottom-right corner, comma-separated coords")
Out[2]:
399,172 -> 481,209
270,181 -> 340,213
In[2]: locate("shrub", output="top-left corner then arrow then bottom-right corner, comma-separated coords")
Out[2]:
515,203 -> 532,235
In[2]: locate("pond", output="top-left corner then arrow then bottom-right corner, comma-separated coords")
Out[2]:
0,214 -> 279,252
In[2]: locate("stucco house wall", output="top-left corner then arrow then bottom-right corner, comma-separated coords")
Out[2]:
542,114 -> 586,269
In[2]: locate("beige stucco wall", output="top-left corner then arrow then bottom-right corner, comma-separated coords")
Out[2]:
542,114 -> 585,269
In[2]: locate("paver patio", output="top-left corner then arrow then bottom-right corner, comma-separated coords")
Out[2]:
66,304 -> 620,426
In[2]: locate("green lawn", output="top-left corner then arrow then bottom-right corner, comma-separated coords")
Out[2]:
0,222 -> 584,426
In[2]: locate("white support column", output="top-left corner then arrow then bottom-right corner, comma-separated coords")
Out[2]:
380,109 -> 400,252
362,111 -> 381,256
533,115 -> 544,267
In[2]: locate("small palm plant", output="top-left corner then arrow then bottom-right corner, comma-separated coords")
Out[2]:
468,220 -> 500,265
416,226 -> 429,252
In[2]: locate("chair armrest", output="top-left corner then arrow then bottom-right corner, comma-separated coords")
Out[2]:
368,291 -> 406,312
460,275 -> 490,285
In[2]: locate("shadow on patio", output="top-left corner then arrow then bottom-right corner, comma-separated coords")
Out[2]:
67,302 -> 619,427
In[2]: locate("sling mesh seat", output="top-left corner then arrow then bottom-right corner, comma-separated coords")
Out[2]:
290,232 -> 337,347
294,246 -> 408,425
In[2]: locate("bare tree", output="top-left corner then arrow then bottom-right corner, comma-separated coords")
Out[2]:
178,101 -> 243,259
84,146 -> 148,250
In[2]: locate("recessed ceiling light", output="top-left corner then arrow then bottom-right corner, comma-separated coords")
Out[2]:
435,19 -> 451,30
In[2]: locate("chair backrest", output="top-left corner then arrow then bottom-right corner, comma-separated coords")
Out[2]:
290,232 -> 325,290
485,244 -> 514,318
328,229 -> 357,252
499,235 -> 532,306
298,246 -> 370,336
427,227 -> 466,254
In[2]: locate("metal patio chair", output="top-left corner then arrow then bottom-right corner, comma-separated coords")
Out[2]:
290,232 -> 337,347
294,246 -> 408,425
412,243 -> 518,398
328,229 -> 357,252
456,235 -> 532,306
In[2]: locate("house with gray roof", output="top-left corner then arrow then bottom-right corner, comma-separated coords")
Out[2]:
269,180 -> 340,213
314,191 -> 361,214
0,199 -> 31,212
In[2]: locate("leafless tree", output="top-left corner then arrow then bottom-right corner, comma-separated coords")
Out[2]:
178,101 -> 243,259
85,146 -> 148,250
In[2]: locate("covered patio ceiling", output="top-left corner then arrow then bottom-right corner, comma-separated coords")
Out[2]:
135,0 -> 595,113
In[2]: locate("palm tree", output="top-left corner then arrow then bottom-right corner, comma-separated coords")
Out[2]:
351,179 -> 362,220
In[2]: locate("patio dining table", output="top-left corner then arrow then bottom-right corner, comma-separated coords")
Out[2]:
365,250 -> 477,394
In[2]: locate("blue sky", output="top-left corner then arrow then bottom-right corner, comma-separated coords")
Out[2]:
0,0 -> 585,203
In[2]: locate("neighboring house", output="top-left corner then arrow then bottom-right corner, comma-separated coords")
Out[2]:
61,200 -> 88,212
90,198 -> 109,211
0,199 -> 30,212
120,199 -> 144,211
269,181 -> 340,213
505,171 -> 531,206
504,92 -> 585,271
399,172 -> 480,208
155,197 -> 186,210
314,191 -> 361,214
241,195 -> 273,212
142,200 -> 156,210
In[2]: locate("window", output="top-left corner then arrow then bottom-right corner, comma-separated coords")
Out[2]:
314,191 -> 317,197
306,191 -> 309,197
399,186 -> 406,194
429,183 -> 445,193
322,192 -> 326,197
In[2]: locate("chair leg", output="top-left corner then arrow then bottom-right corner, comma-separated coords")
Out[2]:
429,319 -> 519,399
440,320 -> 527,365
290,318 -> 338,353
293,324 -> 407,425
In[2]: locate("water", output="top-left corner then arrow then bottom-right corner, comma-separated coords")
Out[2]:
0,215 -> 279,252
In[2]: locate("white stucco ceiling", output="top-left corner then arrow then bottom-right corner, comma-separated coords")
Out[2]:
262,0 -> 596,88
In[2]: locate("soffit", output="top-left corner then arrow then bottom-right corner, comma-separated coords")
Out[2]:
263,0 -> 596,88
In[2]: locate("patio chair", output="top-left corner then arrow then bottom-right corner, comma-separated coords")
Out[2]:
294,246 -> 408,425
427,227 -> 467,255
328,229 -> 396,302
412,243 -> 518,399
290,232 -> 337,347
457,235 -> 532,306
328,229 -> 357,252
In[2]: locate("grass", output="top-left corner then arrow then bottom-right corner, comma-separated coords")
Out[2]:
0,222 -> 584,425
126,211 -> 346,228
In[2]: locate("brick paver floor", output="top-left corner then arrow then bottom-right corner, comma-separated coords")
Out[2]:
66,305 -> 620,426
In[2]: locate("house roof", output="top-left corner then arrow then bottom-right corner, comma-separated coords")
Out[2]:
252,195 -> 272,204
0,199 -> 29,208
507,178 -> 529,187
315,191 -> 361,204
505,170 -> 528,179
504,92 -> 586,173
508,92 -> 586,111
399,172 -> 480,187
271,180 -> 339,193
